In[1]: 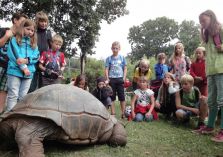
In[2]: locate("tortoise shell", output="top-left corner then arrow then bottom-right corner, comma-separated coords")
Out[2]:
3,84 -> 116,143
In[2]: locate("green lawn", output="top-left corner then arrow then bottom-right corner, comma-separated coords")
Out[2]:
0,104 -> 223,157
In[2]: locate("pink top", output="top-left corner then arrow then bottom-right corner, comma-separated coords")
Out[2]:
172,56 -> 186,81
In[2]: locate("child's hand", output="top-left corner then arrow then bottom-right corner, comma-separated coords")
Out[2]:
17,58 -> 27,65
23,68 -> 30,76
145,112 -> 152,118
195,76 -> 203,81
155,102 -> 161,109
131,112 -> 136,119
216,45 -> 223,52
191,108 -> 199,115
6,29 -> 13,38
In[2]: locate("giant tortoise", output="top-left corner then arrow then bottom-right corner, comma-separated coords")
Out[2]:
0,84 -> 127,157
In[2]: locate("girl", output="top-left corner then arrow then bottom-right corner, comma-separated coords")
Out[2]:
131,76 -> 158,122
74,74 -> 89,91
155,72 -> 179,119
197,10 -> 223,142
169,42 -> 191,82
132,59 -> 152,90
190,47 -> 207,97
6,19 -> 39,112
29,11 -> 52,92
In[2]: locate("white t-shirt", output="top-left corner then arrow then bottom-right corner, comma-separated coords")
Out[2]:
134,89 -> 154,107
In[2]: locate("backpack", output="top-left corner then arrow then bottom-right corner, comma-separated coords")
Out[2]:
107,55 -> 125,70
184,56 -> 191,71
0,27 -> 10,68
45,50 -> 61,72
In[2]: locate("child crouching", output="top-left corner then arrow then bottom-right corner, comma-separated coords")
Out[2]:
175,74 -> 208,128
131,76 -> 158,122
92,77 -> 113,109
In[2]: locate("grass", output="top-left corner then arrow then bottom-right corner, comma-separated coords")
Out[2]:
0,103 -> 223,157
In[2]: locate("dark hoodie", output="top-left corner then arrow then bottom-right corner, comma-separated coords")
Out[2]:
37,28 -> 52,54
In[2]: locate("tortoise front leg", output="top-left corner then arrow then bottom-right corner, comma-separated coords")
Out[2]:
14,117 -> 60,157
15,135 -> 45,157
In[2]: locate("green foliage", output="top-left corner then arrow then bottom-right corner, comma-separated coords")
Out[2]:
178,20 -> 200,57
84,58 -> 104,92
128,17 -> 179,61
128,17 -> 200,61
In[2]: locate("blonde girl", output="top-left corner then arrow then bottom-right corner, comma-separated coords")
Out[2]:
6,19 -> 39,112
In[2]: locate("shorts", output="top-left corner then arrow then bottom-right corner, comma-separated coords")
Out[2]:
0,67 -> 7,91
176,103 -> 199,119
109,78 -> 125,102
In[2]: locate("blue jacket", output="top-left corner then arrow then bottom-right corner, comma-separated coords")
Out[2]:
154,63 -> 169,80
7,37 -> 39,78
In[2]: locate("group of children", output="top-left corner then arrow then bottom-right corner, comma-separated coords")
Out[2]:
0,9 -> 223,143
0,11 -> 66,113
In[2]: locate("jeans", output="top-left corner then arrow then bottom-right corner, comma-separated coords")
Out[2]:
134,113 -> 153,122
6,75 -> 32,112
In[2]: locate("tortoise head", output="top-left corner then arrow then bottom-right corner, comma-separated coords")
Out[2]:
108,122 -> 127,147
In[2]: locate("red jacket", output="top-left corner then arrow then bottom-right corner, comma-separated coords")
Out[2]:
190,59 -> 207,84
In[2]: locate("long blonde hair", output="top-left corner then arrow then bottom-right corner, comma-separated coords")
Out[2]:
159,72 -> 176,104
16,19 -> 37,49
199,10 -> 221,42
170,42 -> 185,64
192,47 -> 206,63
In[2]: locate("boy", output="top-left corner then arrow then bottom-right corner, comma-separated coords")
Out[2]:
105,41 -> 127,118
175,74 -> 208,129
29,11 -> 52,92
0,12 -> 27,113
39,34 -> 66,87
92,76 -> 113,109
154,53 -> 169,80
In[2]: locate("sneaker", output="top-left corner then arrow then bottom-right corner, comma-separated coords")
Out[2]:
192,125 -> 205,134
192,126 -> 214,134
211,130 -> 223,143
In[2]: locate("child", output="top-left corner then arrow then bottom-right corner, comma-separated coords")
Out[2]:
39,34 -> 66,87
105,41 -> 127,117
197,10 -> 223,142
0,12 -> 27,113
131,76 -> 158,122
169,42 -> 191,81
92,76 -> 113,109
132,58 -> 152,90
155,72 -> 179,119
190,47 -> 207,97
154,53 -> 169,80
74,74 -> 89,91
175,74 -> 208,128
29,11 -> 52,92
5,19 -> 39,112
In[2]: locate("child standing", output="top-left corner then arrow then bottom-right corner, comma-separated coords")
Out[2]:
74,74 -> 89,91
105,41 -> 127,117
154,53 -> 169,80
29,11 -> 52,92
132,59 -> 152,90
155,72 -> 179,119
190,47 -> 207,97
39,34 -> 66,87
6,19 -> 39,112
175,74 -> 208,128
169,42 -> 191,82
197,10 -> 223,142
131,76 -> 158,122
92,76 -> 113,109
0,12 -> 27,113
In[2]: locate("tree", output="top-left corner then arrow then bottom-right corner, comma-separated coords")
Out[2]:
0,0 -> 128,73
127,17 -> 179,61
178,20 -> 200,57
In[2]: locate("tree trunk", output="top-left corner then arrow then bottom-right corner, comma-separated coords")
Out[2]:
80,54 -> 86,74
